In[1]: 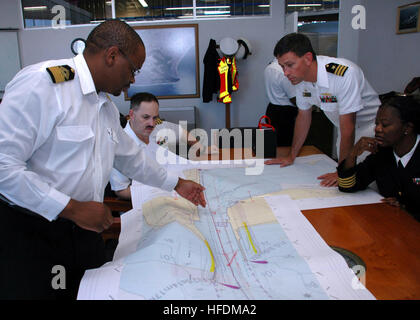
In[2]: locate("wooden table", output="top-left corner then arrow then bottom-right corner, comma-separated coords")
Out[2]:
103,145 -> 420,300
303,203 -> 420,300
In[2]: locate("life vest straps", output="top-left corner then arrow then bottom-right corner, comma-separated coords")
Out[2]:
231,57 -> 238,92
218,57 -> 230,102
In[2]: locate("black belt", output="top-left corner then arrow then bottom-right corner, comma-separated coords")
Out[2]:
268,102 -> 296,108
0,195 -> 47,220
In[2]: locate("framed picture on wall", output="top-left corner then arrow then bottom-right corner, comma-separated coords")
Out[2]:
397,2 -> 420,34
124,24 -> 200,100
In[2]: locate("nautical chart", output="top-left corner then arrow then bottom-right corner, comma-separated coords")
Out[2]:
78,155 -> 377,300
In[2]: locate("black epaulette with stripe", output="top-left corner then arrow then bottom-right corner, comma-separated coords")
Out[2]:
325,63 -> 349,77
155,117 -> 163,125
46,65 -> 75,83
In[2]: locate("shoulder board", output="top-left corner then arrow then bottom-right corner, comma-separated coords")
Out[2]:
155,117 -> 163,125
325,63 -> 348,77
46,65 -> 75,83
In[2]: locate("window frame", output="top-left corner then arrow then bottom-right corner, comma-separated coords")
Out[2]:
21,0 -> 272,30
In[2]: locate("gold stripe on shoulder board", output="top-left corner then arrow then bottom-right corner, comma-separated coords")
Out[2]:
325,63 -> 349,77
46,65 -> 75,83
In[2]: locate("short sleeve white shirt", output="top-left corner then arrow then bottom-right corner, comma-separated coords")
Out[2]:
110,122 -> 166,191
150,121 -> 186,146
295,55 -> 380,128
264,58 -> 296,106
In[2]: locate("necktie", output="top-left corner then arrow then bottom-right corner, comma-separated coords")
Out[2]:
397,160 -> 404,171
397,160 -> 404,197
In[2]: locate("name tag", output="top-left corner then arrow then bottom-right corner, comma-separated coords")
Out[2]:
303,91 -> 311,97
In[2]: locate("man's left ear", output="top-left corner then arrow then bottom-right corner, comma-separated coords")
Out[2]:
128,109 -> 134,119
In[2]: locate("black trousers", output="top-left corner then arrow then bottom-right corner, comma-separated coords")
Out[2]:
265,103 -> 298,147
0,200 -> 106,300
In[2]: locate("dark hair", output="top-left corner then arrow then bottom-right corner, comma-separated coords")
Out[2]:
85,19 -> 144,55
381,96 -> 420,134
130,92 -> 159,111
273,33 -> 317,61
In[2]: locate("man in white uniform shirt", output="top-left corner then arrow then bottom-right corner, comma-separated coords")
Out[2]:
0,20 -> 205,299
266,33 -> 380,187
264,57 -> 297,146
110,92 -> 193,200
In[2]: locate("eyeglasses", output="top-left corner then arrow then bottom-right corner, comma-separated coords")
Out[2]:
119,47 -> 141,77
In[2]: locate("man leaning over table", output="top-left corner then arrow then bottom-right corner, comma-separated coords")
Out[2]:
265,33 -> 381,187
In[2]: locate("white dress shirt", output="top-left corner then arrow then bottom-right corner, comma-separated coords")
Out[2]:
110,120 -> 184,191
394,134 -> 420,168
0,54 -> 178,221
295,55 -> 381,158
110,121 -> 155,191
295,55 -> 380,127
264,58 -> 296,106
150,120 -> 186,146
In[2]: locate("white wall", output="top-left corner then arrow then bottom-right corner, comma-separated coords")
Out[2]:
15,1 -> 286,135
0,0 -> 21,29
337,0 -> 361,63
357,0 -> 420,94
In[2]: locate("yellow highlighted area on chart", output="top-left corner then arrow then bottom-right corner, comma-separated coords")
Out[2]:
243,222 -> 258,254
227,197 -> 277,242
204,240 -> 215,272
142,193 -> 215,273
